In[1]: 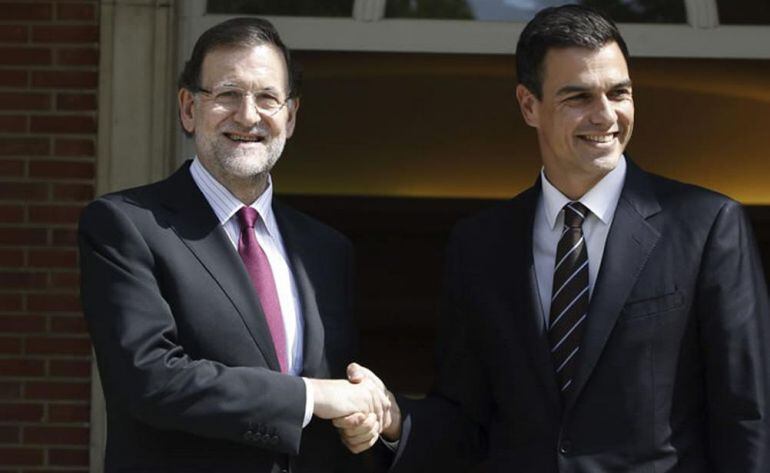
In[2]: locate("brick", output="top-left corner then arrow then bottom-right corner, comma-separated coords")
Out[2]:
56,48 -> 98,66
27,294 -> 81,313
0,92 -> 51,111
25,381 -> 89,401
0,138 -> 49,157
56,93 -> 96,111
26,335 -> 89,355
52,183 -> 93,201
0,159 -> 25,175
54,138 -> 94,156
29,160 -> 93,179
51,228 -> 77,246
31,70 -> 97,88
50,315 -> 86,334
0,425 -> 20,443
0,336 -> 22,354
24,426 -> 89,446
28,205 -> 83,224
2,3 -> 53,21
0,381 -> 22,399
28,249 -> 77,268
57,2 -> 96,21
0,228 -> 47,246
0,183 -> 48,201
0,359 -> 45,377
49,447 -> 89,466
32,25 -> 98,43
0,25 -> 28,42
49,359 -> 90,378
0,115 -> 27,133
50,271 -> 79,288
0,294 -> 23,311
0,403 -> 45,422
48,404 -> 89,422
0,315 -> 46,333
0,204 -> 25,223
30,115 -> 96,134
0,48 -> 52,66
0,447 -> 43,466
0,70 -> 28,87
0,272 -> 47,289
0,249 -> 25,266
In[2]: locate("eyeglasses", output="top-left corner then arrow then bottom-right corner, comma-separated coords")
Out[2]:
193,86 -> 290,116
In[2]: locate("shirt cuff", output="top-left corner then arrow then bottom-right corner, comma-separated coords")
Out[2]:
380,437 -> 400,451
301,377 -> 314,428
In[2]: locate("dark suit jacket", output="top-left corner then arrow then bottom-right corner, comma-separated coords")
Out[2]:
79,162 -> 358,473
391,161 -> 770,473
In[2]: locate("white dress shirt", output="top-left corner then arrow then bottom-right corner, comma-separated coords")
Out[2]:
533,156 -> 627,327
190,157 -> 313,426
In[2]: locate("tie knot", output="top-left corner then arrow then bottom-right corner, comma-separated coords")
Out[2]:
563,202 -> 588,228
236,206 -> 259,229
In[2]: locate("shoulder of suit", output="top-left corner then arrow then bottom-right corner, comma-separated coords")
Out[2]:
272,199 -> 352,247
642,170 -> 742,216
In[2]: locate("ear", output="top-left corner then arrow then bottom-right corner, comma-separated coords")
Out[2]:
516,84 -> 540,128
178,88 -> 196,134
284,97 -> 300,139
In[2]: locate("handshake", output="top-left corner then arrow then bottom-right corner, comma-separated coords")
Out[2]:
306,363 -> 401,453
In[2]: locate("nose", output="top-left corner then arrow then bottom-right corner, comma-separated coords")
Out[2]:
232,95 -> 262,127
589,95 -> 617,126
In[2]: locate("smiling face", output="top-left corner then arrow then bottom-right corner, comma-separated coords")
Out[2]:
178,43 -> 299,197
516,41 -> 634,199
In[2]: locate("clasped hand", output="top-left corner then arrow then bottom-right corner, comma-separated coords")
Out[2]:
308,363 -> 401,453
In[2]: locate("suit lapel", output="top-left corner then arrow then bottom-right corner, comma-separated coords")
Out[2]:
564,162 -> 662,412
506,184 -> 562,411
273,202 -> 326,378
160,164 -> 282,371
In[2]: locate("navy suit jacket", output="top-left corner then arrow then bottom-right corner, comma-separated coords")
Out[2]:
79,162 -> 358,473
391,161 -> 770,473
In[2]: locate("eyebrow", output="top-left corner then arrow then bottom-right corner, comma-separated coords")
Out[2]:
555,79 -> 633,96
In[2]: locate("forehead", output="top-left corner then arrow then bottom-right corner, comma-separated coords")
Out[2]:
200,43 -> 289,89
540,42 -> 630,91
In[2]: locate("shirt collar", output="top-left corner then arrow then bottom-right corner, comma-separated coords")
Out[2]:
540,155 -> 627,230
190,157 -> 277,234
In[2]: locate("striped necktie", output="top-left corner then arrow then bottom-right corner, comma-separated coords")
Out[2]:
548,202 -> 590,395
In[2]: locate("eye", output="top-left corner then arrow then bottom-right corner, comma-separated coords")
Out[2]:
565,93 -> 590,103
256,94 -> 282,110
609,88 -> 632,100
216,90 -> 242,100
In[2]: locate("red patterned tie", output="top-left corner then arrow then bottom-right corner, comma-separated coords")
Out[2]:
236,207 -> 287,373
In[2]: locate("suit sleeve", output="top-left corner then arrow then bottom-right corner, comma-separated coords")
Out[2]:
697,200 -> 770,472
390,226 -> 490,473
78,197 -> 307,454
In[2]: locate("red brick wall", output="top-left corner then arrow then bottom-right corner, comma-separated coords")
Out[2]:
0,2 -> 98,471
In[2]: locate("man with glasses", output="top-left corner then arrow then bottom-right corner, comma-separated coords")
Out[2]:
338,5 -> 770,472
79,18 -> 389,472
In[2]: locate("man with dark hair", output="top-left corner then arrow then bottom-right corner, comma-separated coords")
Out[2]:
79,17 -> 389,472
338,5 -> 770,472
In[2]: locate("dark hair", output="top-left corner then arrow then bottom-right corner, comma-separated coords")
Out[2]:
516,5 -> 629,99
178,17 -> 302,99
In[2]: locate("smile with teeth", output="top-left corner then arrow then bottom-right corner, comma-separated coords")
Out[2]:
225,132 -> 263,143
580,133 -> 617,143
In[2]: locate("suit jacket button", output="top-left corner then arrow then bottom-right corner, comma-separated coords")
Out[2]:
559,440 -> 572,454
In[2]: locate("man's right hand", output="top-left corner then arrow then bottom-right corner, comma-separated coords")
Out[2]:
307,375 -> 391,428
332,363 -> 402,453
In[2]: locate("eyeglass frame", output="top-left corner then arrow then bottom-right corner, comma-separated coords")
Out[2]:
190,85 -> 293,117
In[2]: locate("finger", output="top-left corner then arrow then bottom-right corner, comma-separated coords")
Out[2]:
344,429 -> 381,454
338,413 -> 377,438
382,391 -> 393,432
346,362 -> 365,383
332,412 -> 364,429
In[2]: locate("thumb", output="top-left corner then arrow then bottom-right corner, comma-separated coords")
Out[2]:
347,362 -> 365,383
